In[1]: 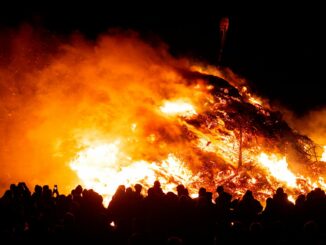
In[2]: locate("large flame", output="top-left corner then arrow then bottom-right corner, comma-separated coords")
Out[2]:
70,140 -> 199,205
257,153 -> 297,187
1,25 -> 326,204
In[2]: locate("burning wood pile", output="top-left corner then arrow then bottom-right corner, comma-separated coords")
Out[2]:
180,69 -> 325,202
70,65 -> 326,205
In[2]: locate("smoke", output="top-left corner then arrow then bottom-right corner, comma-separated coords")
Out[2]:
283,107 -> 326,156
0,24 -> 209,193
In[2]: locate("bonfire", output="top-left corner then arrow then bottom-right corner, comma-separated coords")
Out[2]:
1,28 -> 325,205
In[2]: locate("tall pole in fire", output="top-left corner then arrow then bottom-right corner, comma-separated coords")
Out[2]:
218,17 -> 229,66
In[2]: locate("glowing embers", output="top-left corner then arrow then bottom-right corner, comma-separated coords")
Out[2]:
70,140 -> 198,205
248,97 -> 263,106
160,100 -> 197,117
241,86 -> 263,107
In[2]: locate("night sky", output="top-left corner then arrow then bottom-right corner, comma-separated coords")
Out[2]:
1,1 -> 325,115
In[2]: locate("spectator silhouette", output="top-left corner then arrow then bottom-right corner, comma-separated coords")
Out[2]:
235,190 -> 262,224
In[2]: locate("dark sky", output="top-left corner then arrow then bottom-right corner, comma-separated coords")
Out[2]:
1,1 -> 325,115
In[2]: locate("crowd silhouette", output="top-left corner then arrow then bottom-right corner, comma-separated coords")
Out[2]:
1,181 -> 326,244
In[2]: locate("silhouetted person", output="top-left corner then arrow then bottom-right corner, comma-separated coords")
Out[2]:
215,185 -> 232,221
148,180 -> 164,197
176,184 -> 186,197
235,190 -> 262,224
